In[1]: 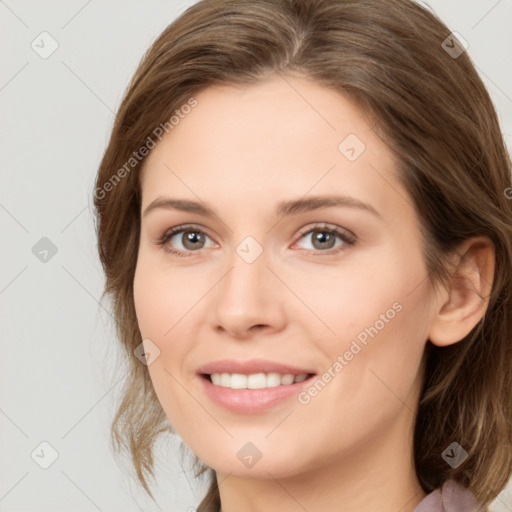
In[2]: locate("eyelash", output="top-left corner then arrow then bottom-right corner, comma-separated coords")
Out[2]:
156,223 -> 357,258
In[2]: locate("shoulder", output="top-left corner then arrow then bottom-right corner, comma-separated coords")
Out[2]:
413,480 -> 485,512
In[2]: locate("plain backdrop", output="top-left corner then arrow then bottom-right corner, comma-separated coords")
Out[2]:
1,0 -> 511,510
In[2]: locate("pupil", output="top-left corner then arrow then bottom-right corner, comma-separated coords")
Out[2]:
313,231 -> 335,249
184,231 -> 204,250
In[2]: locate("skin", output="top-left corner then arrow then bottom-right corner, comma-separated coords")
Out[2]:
133,73 -> 495,512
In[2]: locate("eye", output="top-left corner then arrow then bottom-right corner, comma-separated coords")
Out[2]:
156,222 -> 356,257
292,223 -> 356,254
157,225 -> 216,256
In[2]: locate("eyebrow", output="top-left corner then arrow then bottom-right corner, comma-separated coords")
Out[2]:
142,195 -> 381,219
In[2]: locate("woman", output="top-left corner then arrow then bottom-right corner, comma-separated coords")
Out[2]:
93,0 -> 512,510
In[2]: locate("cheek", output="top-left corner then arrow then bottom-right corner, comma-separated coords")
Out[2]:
133,253 -> 205,339
295,245 -> 430,400
133,265 -> 193,435
132,255 -> 213,417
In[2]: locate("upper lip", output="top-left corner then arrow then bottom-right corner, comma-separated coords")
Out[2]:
197,359 -> 316,376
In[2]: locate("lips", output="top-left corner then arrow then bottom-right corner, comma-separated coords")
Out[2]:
196,359 -> 317,412
197,358 -> 316,376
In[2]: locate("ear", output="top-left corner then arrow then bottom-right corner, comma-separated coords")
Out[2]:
428,236 -> 495,347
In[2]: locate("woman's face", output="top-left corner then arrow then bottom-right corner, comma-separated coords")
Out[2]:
134,73 -> 437,480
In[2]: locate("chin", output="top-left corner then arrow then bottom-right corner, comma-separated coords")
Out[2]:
191,439 -> 313,480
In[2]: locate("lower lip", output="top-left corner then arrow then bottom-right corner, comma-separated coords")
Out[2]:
199,375 -> 315,413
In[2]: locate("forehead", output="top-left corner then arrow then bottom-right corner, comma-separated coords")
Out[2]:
144,73 -> 380,163
139,73 -> 405,219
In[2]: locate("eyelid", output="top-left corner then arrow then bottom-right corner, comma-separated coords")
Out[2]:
160,223 -> 217,243
294,222 -> 356,242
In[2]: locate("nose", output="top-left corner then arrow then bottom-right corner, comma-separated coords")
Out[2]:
209,246 -> 287,340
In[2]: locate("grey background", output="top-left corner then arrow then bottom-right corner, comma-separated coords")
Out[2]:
1,1 -> 511,510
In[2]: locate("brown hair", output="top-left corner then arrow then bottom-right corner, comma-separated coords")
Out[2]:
93,0 -> 512,510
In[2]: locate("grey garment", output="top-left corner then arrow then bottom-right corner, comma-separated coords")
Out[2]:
413,480 -> 483,512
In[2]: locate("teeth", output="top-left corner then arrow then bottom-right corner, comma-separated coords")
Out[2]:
281,373 -> 295,385
209,372 -> 310,389
230,373 -> 247,389
211,373 -> 222,386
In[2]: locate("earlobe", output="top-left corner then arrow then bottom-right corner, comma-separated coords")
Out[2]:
428,236 -> 495,347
